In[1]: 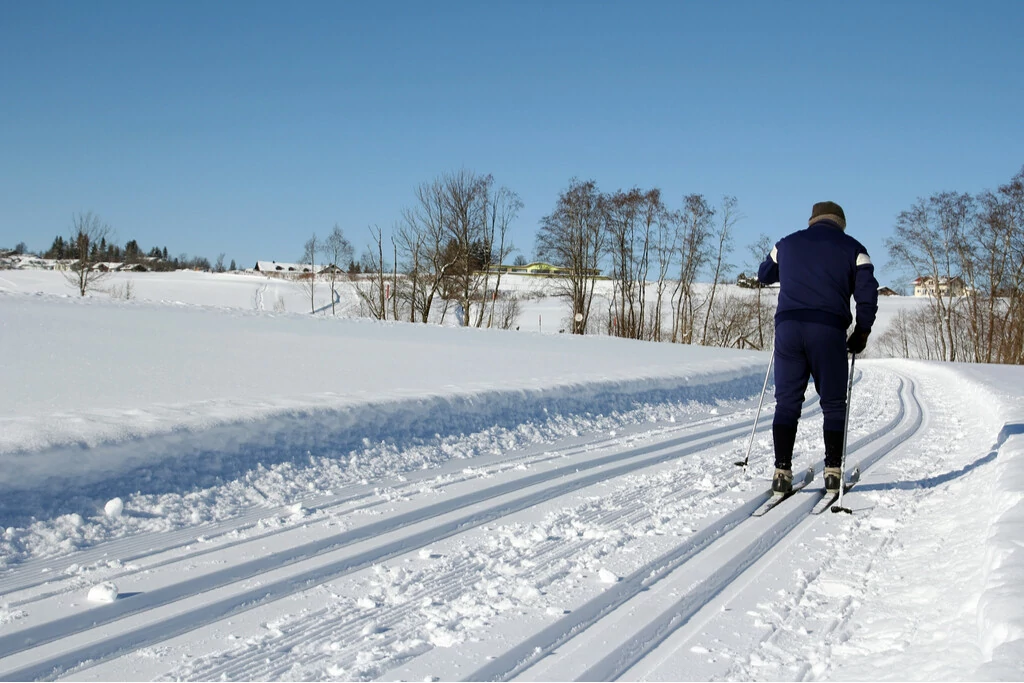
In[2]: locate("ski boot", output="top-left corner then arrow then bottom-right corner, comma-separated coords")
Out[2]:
772,468 -> 793,495
824,466 -> 842,493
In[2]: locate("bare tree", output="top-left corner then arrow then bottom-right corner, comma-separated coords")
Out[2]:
63,212 -> 112,296
880,168 -> 1024,365
441,169 -> 491,327
535,178 -> 608,335
650,198 -> 678,342
395,215 -> 429,322
965,171 -> 1024,365
886,193 -> 968,361
480,185 -> 521,328
355,225 -> 388,320
393,171 -> 520,327
322,224 -> 354,316
301,233 -> 319,314
493,293 -> 522,330
669,194 -> 715,344
995,167 -> 1024,363
606,189 -> 639,338
605,188 -> 662,339
747,233 -> 774,349
215,253 -> 226,273
398,178 -> 457,323
700,289 -> 761,348
701,196 -> 740,345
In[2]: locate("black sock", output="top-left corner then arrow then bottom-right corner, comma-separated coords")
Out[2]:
773,423 -> 798,470
823,429 -> 844,468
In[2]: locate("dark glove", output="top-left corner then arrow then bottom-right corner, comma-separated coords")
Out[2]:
847,327 -> 870,355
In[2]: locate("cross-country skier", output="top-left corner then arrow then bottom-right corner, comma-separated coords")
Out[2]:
757,201 -> 879,494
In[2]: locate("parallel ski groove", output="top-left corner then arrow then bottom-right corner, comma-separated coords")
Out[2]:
468,372 -> 918,682
580,376 -> 921,681
0,390 -> 831,680
164,451 -> 723,681
0,409 -> 723,599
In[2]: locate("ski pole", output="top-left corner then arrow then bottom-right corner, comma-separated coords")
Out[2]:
735,351 -> 774,468
832,353 -> 856,514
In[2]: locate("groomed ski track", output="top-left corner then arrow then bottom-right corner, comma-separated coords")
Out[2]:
0,366 -> 937,681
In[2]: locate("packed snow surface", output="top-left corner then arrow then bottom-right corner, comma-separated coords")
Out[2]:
0,271 -> 1021,681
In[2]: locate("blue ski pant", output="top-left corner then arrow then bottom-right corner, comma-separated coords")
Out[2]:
773,320 -> 848,433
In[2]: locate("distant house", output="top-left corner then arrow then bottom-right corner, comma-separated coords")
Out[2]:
913,276 -> 968,298
94,262 -> 124,272
736,273 -> 765,289
878,286 -> 899,296
485,261 -> 601,277
254,261 -> 316,277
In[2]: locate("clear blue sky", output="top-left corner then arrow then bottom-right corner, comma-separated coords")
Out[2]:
2,0 -> 1022,285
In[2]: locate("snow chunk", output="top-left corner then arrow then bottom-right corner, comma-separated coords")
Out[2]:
87,582 -> 119,603
361,621 -> 384,636
426,624 -> 463,648
103,497 -> 124,518
598,568 -> 620,584
356,596 -> 379,610
513,583 -> 542,602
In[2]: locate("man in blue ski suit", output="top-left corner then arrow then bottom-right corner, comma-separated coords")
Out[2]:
757,201 -> 878,494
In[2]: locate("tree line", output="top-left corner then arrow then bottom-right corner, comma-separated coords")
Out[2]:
534,179 -> 768,346
14,212 -> 238,295
316,165 -> 1024,364
300,170 -> 524,329
15,164 -> 1024,364
878,166 -> 1024,364
292,171 -> 774,350
41,225 -> 237,275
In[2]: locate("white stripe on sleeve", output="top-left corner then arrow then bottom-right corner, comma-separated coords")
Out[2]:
856,252 -> 872,267
770,246 -> 778,263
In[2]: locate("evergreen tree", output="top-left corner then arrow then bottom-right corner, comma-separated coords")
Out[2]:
45,235 -> 66,259
125,239 -> 140,261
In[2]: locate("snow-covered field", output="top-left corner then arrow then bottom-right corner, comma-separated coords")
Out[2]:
0,270 -> 1021,681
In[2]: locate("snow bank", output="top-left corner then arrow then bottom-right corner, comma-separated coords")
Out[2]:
950,366 -> 1024,678
0,291 -> 767,525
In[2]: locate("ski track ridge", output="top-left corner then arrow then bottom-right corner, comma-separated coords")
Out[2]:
468,371 -> 921,682
0,401 -> 751,598
0,385 -> 836,680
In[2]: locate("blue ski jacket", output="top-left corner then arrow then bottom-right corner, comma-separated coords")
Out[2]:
758,219 -> 879,332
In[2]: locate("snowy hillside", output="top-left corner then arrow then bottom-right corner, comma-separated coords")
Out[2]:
0,273 -> 1021,681
0,267 -> 926,339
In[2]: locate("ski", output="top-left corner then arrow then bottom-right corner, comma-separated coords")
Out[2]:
751,467 -> 815,517
810,466 -> 861,515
